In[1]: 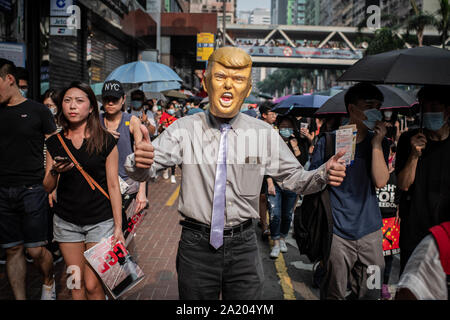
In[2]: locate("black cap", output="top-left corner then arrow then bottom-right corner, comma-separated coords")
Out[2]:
102,80 -> 124,99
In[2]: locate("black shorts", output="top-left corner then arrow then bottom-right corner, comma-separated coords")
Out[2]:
0,184 -> 49,249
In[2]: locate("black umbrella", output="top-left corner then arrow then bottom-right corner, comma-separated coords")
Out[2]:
338,46 -> 450,86
314,85 -> 416,117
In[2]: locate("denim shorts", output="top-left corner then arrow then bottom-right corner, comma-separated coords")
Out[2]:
53,214 -> 114,243
0,184 -> 49,249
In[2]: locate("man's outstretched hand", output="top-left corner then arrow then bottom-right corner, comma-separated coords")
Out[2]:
325,150 -> 347,187
134,124 -> 154,169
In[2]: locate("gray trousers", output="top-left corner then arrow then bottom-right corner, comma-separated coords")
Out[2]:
320,229 -> 385,300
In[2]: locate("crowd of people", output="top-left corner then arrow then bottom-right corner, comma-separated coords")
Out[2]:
236,38 -> 354,50
0,45 -> 448,302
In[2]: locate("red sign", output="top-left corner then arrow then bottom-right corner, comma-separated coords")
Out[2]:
283,47 -> 293,57
382,217 -> 400,255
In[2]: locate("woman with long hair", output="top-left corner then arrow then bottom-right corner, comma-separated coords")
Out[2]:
43,81 -> 124,300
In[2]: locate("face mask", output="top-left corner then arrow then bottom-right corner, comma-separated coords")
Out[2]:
50,108 -> 57,116
19,89 -> 28,98
363,108 -> 382,130
152,106 -> 158,113
423,112 -> 445,131
167,109 -> 175,116
384,111 -> 393,119
279,128 -> 293,138
131,101 -> 141,110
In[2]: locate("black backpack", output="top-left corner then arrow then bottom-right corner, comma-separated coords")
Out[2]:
293,132 -> 335,264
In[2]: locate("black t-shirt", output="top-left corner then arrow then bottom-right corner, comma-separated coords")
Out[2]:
376,171 -> 399,218
395,129 -> 450,255
0,99 -> 56,186
45,132 -> 117,226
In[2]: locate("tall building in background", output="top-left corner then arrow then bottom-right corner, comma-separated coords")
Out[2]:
380,0 -> 440,26
316,0 -> 440,27
189,0 -> 236,24
305,0 -> 321,25
236,10 -> 251,24
271,0 -> 306,25
249,8 -> 271,24
289,0 -> 307,25
271,0 -> 288,24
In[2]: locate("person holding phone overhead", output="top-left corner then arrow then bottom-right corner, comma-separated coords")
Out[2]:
43,81 -> 124,300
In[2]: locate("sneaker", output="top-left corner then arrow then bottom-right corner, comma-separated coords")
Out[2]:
162,169 -> 169,180
270,245 -> 281,259
381,284 -> 392,300
170,175 -> 176,184
41,280 -> 56,300
280,239 -> 288,253
25,251 -> 34,263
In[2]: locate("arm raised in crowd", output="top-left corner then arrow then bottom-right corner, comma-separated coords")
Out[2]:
371,121 -> 390,189
397,132 -> 427,191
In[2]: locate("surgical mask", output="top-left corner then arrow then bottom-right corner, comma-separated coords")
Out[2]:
152,106 -> 158,113
19,89 -> 28,97
167,109 -> 175,116
423,112 -> 445,131
363,108 -> 382,130
384,111 -> 393,119
131,100 -> 142,110
50,108 -> 57,116
279,128 -> 294,138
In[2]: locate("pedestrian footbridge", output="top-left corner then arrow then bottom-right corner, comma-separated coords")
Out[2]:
219,24 -> 441,68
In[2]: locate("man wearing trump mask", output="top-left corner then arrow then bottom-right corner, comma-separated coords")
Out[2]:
124,47 -> 347,300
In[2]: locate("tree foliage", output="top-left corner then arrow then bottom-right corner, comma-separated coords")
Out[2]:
365,28 -> 406,56
435,0 -> 450,48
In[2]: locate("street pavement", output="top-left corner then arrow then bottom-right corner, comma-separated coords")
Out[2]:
0,168 -> 401,300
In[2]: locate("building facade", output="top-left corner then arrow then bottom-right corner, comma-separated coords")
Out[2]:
0,0 -> 154,101
189,0 -> 236,24
249,8 -> 271,25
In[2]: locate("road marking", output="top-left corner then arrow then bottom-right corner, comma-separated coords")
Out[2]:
165,185 -> 180,207
270,240 -> 296,300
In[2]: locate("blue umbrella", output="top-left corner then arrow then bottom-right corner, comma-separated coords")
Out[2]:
273,94 -> 330,117
105,61 -> 182,84
140,80 -> 181,93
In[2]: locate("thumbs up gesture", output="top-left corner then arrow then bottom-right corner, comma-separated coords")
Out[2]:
325,150 -> 347,187
134,124 -> 154,169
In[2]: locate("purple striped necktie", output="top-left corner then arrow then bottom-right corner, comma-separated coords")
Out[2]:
210,123 -> 231,249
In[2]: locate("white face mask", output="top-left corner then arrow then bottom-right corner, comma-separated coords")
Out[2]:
152,106 -> 158,113
384,111 -> 393,119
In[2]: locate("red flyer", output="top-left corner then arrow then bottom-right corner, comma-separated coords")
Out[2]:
381,217 -> 400,256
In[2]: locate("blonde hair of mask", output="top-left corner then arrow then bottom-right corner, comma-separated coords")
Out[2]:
204,47 -> 253,83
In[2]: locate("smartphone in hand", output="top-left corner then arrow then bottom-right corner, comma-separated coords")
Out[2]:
54,156 -> 71,164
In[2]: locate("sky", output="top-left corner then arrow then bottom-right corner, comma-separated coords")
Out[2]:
236,0 -> 271,12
